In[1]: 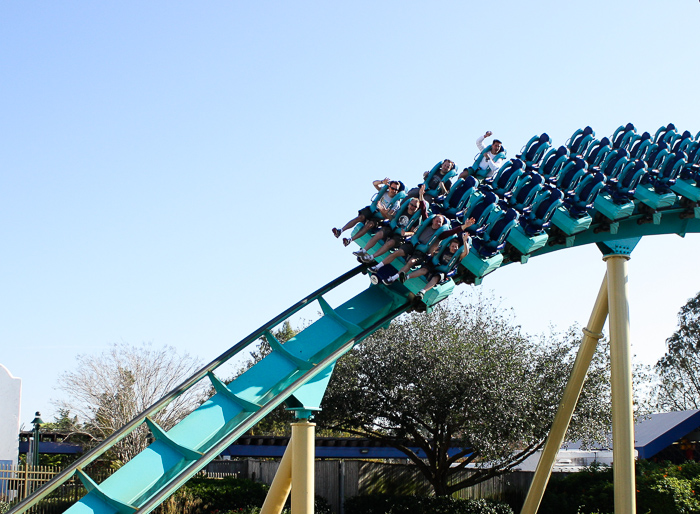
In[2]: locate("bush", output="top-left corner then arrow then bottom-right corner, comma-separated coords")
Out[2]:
161,476 -> 269,514
537,463 -> 614,514
158,476 -> 332,514
636,461 -> 700,514
343,494 -> 513,514
539,461 -> 700,514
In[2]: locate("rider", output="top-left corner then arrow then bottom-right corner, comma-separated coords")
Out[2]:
353,186 -> 430,264
462,131 -> 505,180
332,178 -> 405,246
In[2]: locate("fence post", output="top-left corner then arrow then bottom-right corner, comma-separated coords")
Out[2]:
22,465 -> 29,501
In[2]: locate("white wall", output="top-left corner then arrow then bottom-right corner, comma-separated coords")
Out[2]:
0,364 -> 21,466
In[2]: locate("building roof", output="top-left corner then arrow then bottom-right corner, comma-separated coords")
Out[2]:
634,410 -> 700,459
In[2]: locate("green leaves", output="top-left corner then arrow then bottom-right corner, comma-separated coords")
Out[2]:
317,292 -> 611,496
654,291 -> 700,411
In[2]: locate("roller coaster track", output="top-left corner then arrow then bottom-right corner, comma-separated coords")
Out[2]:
8,123 -> 700,513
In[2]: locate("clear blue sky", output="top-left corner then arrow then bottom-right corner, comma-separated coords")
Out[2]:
2,1 -> 700,427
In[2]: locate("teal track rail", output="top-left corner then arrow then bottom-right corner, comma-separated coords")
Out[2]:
8,265 -> 410,514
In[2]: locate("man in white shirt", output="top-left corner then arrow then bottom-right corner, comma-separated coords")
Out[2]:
469,130 -> 505,180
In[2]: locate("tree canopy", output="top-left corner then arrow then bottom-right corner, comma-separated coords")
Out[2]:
54,342 -> 205,464
316,293 -> 611,496
654,290 -> 700,411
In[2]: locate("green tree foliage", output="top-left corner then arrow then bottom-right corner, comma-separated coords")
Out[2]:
654,291 -> 700,411
54,342 -> 205,464
316,293 -> 611,496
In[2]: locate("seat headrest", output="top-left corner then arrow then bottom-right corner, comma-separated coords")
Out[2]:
483,191 -> 497,203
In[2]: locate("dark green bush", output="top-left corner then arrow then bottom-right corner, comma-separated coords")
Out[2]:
539,461 -> 700,514
175,476 -> 269,513
160,476 -> 332,514
343,494 -> 513,514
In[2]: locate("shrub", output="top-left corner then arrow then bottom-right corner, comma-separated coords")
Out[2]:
161,476 -> 268,514
538,463 -> 614,514
343,494 -> 513,514
539,461 -> 700,514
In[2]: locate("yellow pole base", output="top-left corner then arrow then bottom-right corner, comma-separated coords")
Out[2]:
605,254 -> 636,514
291,420 -> 315,514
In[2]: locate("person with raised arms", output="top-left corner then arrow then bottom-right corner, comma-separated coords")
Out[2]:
332,178 -> 405,246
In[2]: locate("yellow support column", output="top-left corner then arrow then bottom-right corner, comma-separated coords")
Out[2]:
605,254 -> 636,514
291,419 -> 315,514
260,442 -> 293,514
520,274 -> 609,514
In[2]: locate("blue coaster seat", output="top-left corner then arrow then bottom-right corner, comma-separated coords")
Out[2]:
611,123 -> 637,150
567,126 -> 596,156
672,165 -> 700,203
643,142 -> 671,174
671,131 -> 694,154
504,172 -> 545,212
555,157 -> 588,191
628,132 -> 652,160
471,208 -> 519,258
584,137 -> 613,168
459,191 -> 500,234
564,171 -> 607,218
606,160 -> 647,203
535,145 -> 569,180
482,159 -> 525,197
517,133 -> 552,169
653,123 -> 677,145
643,151 -> 687,193
433,176 -> 478,219
519,187 -> 564,235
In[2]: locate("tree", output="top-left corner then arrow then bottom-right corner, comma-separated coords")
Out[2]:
316,293 -> 611,496
653,291 -> 700,411
54,342 -> 205,464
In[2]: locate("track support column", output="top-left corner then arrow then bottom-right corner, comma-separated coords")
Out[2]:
260,442 -> 293,514
605,253 -> 636,514
520,273 -> 609,514
291,418 -> 315,514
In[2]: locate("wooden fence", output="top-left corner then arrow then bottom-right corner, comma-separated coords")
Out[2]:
1,460 -> 534,514
0,464 -> 114,514
205,459 -> 534,513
